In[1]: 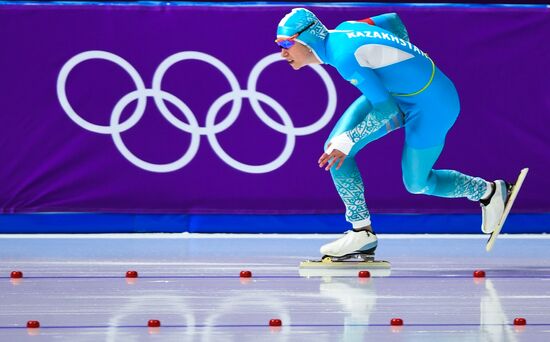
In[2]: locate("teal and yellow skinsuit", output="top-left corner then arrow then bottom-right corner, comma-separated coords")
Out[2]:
277,10 -> 489,228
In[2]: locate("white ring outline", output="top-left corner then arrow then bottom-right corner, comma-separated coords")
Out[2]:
57,50 -> 337,174
152,51 -> 242,135
57,50 -> 147,134
110,89 -> 201,173
206,90 -> 296,174
247,53 -> 337,136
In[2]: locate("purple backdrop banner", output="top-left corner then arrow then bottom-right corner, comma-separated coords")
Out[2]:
1,4 -> 548,214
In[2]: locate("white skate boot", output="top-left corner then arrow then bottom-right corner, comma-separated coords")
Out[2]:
300,229 -> 390,269
480,180 -> 512,234
320,230 -> 378,261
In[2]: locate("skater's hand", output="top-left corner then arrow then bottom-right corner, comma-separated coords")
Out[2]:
318,143 -> 347,171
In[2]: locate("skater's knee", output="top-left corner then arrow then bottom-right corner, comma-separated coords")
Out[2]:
402,176 -> 430,194
404,181 -> 429,194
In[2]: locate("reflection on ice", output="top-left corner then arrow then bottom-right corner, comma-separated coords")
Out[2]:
480,279 -> 518,342
298,268 -> 391,278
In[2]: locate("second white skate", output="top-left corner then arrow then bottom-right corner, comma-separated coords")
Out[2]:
480,180 -> 511,234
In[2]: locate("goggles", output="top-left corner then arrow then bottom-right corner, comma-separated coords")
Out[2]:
275,21 -> 316,49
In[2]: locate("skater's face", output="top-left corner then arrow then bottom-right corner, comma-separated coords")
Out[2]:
276,21 -> 320,70
279,42 -> 319,70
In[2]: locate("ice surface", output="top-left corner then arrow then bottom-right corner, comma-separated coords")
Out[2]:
1,233 -> 549,341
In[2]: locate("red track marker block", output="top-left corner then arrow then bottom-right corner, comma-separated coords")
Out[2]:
390,318 -> 404,326
269,319 -> 282,327
26,321 -> 40,328
473,270 -> 486,278
125,270 -> 138,278
514,317 -> 527,326
10,271 -> 23,279
358,270 -> 371,278
240,270 -> 252,278
148,319 -> 161,328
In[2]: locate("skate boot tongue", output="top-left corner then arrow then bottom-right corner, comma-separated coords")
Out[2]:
479,182 -> 496,206
352,227 -> 375,234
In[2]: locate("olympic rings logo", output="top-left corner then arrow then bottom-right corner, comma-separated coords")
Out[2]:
56,51 -> 337,174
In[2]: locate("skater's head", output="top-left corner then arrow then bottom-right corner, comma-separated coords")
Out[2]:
275,8 -> 328,69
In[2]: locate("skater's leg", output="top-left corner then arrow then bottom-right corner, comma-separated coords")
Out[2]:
324,155 -> 379,257
401,143 -> 490,200
401,142 -> 510,234
398,69 -> 508,233
320,96 -> 403,258
326,95 -> 403,229
330,157 -> 370,228
400,70 -> 491,201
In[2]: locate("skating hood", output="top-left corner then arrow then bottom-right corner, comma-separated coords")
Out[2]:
276,8 -> 329,64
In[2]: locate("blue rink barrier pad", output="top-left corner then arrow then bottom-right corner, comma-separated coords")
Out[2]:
0,213 -> 548,234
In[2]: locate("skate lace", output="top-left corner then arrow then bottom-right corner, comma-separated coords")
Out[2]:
346,229 -> 373,236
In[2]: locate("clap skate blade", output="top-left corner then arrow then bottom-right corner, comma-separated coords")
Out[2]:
322,253 -> 375,262
300,248 -> 390,270
486,168 -> 529,252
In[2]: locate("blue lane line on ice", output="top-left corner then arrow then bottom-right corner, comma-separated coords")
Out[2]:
2,275 -> 550,279
2,323 -> 550,330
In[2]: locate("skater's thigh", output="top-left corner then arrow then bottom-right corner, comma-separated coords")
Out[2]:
403,71 -> 460,149
404,103 -> 456,148
326,96 -> 397,157
325,96 -> 372,147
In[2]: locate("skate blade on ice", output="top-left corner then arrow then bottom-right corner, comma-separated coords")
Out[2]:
299,254 -> 391,271
486,167 -> 529,252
